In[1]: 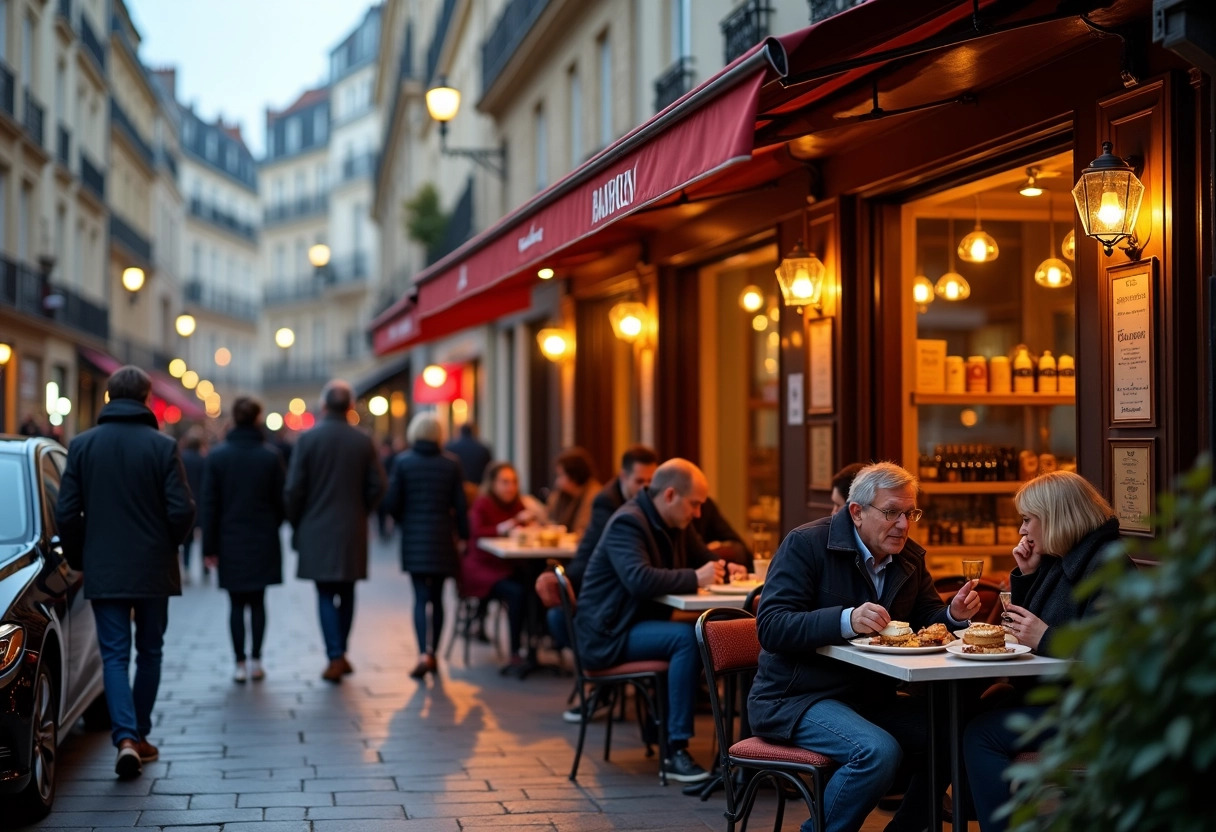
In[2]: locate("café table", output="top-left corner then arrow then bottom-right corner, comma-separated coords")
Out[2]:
477,537 -> 576,678
655,588 -> 749,612
816,642 -> 1069,832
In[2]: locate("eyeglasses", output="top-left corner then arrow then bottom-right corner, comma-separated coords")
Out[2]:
866,504 -> 924,523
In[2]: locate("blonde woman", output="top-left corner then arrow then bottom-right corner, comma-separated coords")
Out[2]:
965,471 -> 1129,831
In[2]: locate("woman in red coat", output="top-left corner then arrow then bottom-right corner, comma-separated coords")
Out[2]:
464,462 -> 534,667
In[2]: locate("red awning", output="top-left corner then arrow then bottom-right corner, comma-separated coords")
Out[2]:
369,0 -> 1010,355
412,362 -> 465,405
80,348 -> 207,420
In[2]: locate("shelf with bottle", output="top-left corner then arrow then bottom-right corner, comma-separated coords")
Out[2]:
925,545 -> 1012,558
921,481 -> 1021,495
911,392 -> 1075,406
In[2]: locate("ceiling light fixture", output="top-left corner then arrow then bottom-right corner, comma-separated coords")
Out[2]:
957,195 -> 999,263
935,218 -> 971,301
1019,166 -> 1044,197
1034,196 -> 1073,289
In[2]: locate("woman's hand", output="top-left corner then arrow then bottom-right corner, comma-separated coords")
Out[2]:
1012,535 -> 1041,575
1004,604 -> 1047,650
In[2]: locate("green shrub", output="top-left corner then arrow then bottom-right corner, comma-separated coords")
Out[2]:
1005,456 -> 1215,832
403,183 -> 448,250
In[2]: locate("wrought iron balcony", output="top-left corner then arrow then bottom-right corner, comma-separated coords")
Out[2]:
0,63 -> 13,120
425,0 -> 458,83
340,153 -> 377,182
808,0 -> 866,22
189,198 -> 257,243
0,256 -> 47,319
109,213 -> 153,265
183,279 -> 259,323
481,0 -> 550,98
23,88 -> 44,147
110,97 -> 154,165
47,283 -> 109,341
80,151 -> 105,200
79,14 -> 106,70
261,358 -> 331,387
721,0 -> 773,65
57,124 -> 71,168
111,337 -> 174,374
158,148 -> 179,179
427,178 -> 473,265
263,275 -> 325,307
57,0 -> 71,24
323,251 -> 371,289
654,56 -> 695,113
263,194 -> 329,226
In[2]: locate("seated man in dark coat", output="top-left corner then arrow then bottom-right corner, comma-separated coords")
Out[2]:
748,462 -> 982,832
573,458 -> 746,784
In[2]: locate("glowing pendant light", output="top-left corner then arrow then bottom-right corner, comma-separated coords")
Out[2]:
957,195 -> 999,263
1034,196 -> 1073,289
935,218 -> 971,301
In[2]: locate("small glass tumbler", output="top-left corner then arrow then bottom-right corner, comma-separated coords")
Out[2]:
961,559 -> 984,582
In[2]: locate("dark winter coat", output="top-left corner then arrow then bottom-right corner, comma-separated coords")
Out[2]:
573,488 -> 711,670
181,448 -> 206,530
201,425 -> 286,592
748,510 -> 954,741
444,432 -> 492,485
566,478 -> 628,590
385,439 -> 469,577
463,493 -> 522,598
284,412 -> 386,583
55,398 -> 195,599
1010,516 -> 1124,656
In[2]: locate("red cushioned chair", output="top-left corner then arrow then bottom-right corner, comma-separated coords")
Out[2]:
696,608 -> 836,832
553,565 -> 671,784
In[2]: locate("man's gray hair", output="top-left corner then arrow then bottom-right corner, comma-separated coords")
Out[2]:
407,412 -> 443,444
847,462 -> 919,508
320,379 -> 353,414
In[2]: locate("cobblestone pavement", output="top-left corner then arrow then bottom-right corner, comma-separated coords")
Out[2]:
19,530 -> 897,831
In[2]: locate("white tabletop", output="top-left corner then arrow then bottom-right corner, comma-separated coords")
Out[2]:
478,537 -> 577,559
816,643 -> 1070,683
656,590 -> 749,611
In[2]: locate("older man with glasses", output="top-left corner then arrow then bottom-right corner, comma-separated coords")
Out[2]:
748,462 -> 982,832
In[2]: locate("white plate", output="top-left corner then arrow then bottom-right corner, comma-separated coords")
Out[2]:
848,638 -> 952,654
945,643 -> 1033,661
954,630 -> 1020,644
705,582 -> 762,595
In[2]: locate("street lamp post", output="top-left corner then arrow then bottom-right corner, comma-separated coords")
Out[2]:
425,77 -> 506,179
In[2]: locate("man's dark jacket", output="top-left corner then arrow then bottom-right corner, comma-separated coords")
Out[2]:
55,398 -> 195,599
749,510 -> 952,741
573,488 -> 711,670
180,447 -> 205,530
385,439 -> 469,576
201,425 -> 286,592
444,431 -> 491,485
285,412 -> 386,582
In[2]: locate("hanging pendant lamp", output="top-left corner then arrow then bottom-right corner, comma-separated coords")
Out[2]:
957,195 -> 999,263
1034,196 -> 1073,289
936,218 -> 971,301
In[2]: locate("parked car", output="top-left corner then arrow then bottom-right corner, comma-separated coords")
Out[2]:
0,436 -> 106,820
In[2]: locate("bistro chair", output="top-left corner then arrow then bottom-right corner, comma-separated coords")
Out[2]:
445,595 -> 506,665
552,565 -> 671,784
696,608 -> 835,832
742,583 -> 764,615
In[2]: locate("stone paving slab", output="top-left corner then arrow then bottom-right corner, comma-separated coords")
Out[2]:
18,530 -> 901,831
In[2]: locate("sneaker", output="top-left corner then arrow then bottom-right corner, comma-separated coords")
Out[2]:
249,659 -> 265,681
663,748 -> 711,783
134,739 -> 159,762
562,700 -> 613,724
233,661 -> 247,683
115,740 -> 142,779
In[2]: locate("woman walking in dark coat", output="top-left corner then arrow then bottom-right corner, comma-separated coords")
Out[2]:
202,397 -> 286,682
386,413 -> 469,679
964,471 -> 1129,831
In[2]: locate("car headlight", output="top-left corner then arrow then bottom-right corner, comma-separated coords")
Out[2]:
0,623 -> 25,673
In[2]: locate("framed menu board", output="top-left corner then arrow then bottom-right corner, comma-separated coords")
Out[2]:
1110,439 -> 1154,535
1108,258 -> 1156,426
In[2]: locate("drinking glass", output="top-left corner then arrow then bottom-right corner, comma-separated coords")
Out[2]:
750,523 -> 772,560
961,559 -> 984,582
999,591 -> 1013,622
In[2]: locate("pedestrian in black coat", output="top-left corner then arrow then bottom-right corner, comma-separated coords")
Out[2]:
55,366 -> 195,778
179,430 -> 207,577
385,412 -> 469,679
444,422 -> 492,484
202,397 -> 285,683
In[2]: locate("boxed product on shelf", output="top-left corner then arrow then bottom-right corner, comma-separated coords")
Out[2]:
915,339 -> 948,392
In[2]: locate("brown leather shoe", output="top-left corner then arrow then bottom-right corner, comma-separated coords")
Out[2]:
115,739 -> 142,779
321,659 -> 345,683
409,654 -> 436,679
338,656 -> 354,675
135,739 -> 159,762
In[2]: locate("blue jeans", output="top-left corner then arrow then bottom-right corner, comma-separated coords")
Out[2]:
410,574 -> 446,655
316,581 -> 355,660
791,696 -> 943,832
964,706 -> 1048,832
547,607 -> 569,649
92,598 -> 169,747
621,620 -> 698,743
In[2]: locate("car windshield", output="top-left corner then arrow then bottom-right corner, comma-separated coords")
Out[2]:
0,456 -> 33,545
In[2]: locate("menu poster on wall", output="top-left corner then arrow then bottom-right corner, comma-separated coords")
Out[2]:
807,318 -> 834,414
809,425 -> 833,491
787,373 -> 805,426
1111,440 -> 1153,535
1109,259 -> 1156,425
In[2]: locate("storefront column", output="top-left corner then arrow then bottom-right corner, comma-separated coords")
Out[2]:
511,322 -> 532,494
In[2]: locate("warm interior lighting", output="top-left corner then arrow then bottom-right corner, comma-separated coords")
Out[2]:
168,358 -> 187,377
265,412 -> 284,431
738,285 -> 764,313
421,364 -> 448,388
274,327 -> 295,349
913,275 -> 935,313
122,267 -> 145,293
536,328 -> 574,362
751,314 -> 768,332
957,196 -> 999,263
368,395 -> 389,416
175,314 -> 196,337
0,343 -> 11,365
181,370 -> 199,390
1061,229 -> 1076,261
935,272 -> 971,301
774,240 -> 826,311
214,347 -> 231,366
389,391 -> 407,418
608,301 -> 650,343
308,243 -> 331,268
537,267 -> 555,280
288,397 -> 307,416
425,79 -> 461,123
196,380 -> 215,398
1072,141 -> 1145,257
1019,167 -> 1043,197
1034,198 -> 1073,289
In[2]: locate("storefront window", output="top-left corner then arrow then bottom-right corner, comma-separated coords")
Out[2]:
904,152 -> 1077,575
